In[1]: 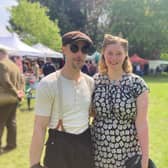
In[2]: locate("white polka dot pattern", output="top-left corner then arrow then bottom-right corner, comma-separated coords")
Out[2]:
91,73 -> 149,168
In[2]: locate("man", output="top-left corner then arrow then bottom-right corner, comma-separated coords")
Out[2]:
32,60 -> 40,81
30,31 -> 95,168
0,49 -> 24,153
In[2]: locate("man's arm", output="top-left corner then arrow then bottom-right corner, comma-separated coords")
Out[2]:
29,115 -> 50,167
30,76 -> 54,167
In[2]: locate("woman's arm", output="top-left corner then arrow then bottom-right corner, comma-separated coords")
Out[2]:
135,90 -> 149,168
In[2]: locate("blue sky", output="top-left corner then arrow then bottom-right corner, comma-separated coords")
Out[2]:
0,0 -> 17,35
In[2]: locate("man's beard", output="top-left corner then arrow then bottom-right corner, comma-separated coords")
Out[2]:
71,59 -> 84,70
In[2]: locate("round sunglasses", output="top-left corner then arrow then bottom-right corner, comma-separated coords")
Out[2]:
69,43 -> 90,54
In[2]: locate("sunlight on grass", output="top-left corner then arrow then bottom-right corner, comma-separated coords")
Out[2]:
0,76 -> 168,168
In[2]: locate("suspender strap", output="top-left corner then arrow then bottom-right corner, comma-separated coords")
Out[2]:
56,71 -> 63,120
56,119 -> 65,132
54,71 -> 91,132
55,70 -> 65,132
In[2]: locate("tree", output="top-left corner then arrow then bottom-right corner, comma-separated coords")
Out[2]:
30,0 -> 107,48
105,0 -> 168,59
83,0 -> 108,48
9,0 -> 61,51
29,0 -> 168,58
30,0 -> 87,34
160,53 -> 168,61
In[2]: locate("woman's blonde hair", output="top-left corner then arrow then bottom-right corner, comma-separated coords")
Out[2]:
98,34 -> 132,74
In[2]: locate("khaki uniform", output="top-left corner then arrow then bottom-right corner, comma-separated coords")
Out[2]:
0,58 -> 24,148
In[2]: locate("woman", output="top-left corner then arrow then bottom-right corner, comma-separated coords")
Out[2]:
91,34 -> 149,168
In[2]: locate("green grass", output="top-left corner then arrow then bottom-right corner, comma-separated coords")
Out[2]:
0,99 -> 35,168
0,76 -> 168,168
146,76 -> 168,167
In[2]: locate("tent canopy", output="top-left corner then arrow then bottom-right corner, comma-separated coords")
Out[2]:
0,43 -> 13,50
0,43 -> 18,55
32,43 -> 63,58
130,54 -> 148,65
149,60 -> 168,69
0,33 -> 42,56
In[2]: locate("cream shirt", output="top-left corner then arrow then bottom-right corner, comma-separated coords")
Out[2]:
35,71 -> 94,134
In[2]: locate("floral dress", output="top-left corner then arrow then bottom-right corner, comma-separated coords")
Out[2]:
91,73 -> 149,168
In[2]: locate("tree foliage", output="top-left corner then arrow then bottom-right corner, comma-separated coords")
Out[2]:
30,0 -> 87,34
30,0 -> 107,48
160,53 -> 168,61
84,0 -> 108,48
105,0 -> 168,59
9,0 -> 61,51
23,0 -> 168,58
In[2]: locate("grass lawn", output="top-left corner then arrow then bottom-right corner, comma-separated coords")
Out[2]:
144,75 -> 168,167
0,75 -> 168,168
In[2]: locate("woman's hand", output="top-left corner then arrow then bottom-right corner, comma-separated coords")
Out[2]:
141,156 -> 148,168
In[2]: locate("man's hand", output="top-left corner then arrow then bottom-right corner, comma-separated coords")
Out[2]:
17,90 -> 24,101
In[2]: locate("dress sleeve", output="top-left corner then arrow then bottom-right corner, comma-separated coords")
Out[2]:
133,76 -> 149,98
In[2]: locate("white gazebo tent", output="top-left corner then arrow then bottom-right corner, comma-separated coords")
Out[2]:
0,33 -> 43,57
32,43 -> 63,59
0,43 -> 12,50
0,43 -> 18,55
149,60 -> 168,70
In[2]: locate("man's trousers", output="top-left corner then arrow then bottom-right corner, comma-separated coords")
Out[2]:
44,128 -> 93,168
0,102 -> 18,148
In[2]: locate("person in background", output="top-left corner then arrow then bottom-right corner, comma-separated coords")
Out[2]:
30,31 -> 95,168
14,56 -> 23,73
23,61 -> 29,73
88,60 -> 97,76
91,34 -> 149,168
0,48 -> 24,154
81,61 -> 89,75
42,58 -> 56,76
32,60 -> 40,81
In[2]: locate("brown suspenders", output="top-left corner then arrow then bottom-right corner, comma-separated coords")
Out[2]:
52,71 -> 91,132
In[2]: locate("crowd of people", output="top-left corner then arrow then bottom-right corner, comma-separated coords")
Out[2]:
0,31 -> 156,168
12,54 -> 98,87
